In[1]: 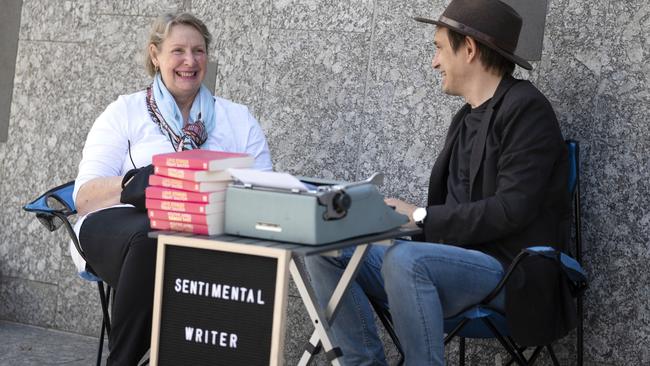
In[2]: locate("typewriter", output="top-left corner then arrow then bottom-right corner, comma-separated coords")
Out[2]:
224,171 -> 408,245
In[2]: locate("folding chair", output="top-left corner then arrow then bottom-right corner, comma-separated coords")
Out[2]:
375,139 -> 588,365
23,181 -> 112,366
442,245 -> 587,366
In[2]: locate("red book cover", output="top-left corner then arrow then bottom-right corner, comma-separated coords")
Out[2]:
152,150 -> 253,171
154,166 -> 232,182
145,198 -> 224,214
149,174 -> 229,193
145,186 -> 225,203
148,209 -> 223,226
150,219 -> 224,236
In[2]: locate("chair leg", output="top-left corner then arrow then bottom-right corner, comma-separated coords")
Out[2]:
546,345 -> 560,366
505,345 -> 538,365
459,337 -> 465,366
96,318 -> 106,366
481,318 -> 527,366
381,313 -> 404,365
96,282 -> 112,366
444,318 -> 470,344
525,346 -> 544,365
98,282 -> 112,335
578,296 -> 584,366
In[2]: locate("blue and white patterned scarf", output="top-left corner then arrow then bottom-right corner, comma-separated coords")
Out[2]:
146,73 -> 215,151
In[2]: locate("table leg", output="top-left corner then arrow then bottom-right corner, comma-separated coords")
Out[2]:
290,244 -> 371,365
290,260 -> 340,366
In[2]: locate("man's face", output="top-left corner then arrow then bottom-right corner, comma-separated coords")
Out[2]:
431,27 -> 467,96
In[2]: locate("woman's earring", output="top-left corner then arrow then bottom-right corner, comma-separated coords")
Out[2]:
154,63 -> 159,72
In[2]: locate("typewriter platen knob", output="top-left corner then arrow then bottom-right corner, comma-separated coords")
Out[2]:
318,190 -> 351,220
333,192 -> 351,213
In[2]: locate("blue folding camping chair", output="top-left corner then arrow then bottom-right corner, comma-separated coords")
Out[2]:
23,180 -> 112,366
442,245 -> 587,365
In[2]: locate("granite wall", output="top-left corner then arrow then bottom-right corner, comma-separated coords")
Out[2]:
0,1 -> 648,365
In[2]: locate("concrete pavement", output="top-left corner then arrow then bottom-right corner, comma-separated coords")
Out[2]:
0,320 -> 106,366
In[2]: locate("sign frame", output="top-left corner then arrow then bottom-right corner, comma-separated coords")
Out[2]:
150,234 -> 290,366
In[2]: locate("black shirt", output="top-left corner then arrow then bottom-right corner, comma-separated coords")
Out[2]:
445,99 -> 491,205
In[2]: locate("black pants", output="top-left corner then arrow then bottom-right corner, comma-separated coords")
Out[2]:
80,207 -> 156,366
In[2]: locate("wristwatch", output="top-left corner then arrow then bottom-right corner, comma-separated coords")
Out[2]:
412,207 -> 427,227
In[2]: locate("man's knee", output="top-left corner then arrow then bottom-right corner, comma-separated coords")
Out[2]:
382,243 -> 419,280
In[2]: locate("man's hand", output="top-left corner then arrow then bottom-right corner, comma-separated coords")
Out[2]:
385,198 -> 418,227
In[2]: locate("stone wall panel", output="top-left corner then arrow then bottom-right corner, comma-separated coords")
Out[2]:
1,1 -> 648,365
357,0 -> 452,204
193,0 -> 271,111
0,277 -> 57,327
261,30 -> 370,180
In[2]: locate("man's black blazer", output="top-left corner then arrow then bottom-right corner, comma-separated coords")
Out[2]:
419,75 -> 570,264
416,75 -> 574,345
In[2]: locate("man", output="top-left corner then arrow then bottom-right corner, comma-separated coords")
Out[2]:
306,0 -> 570,364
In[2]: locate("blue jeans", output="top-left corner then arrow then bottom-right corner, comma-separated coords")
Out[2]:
304,241 -> 505,366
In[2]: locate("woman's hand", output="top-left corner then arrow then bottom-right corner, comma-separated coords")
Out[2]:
120,165 -> 155,211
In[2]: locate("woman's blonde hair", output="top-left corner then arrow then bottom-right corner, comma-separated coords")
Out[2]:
144,12 -> 213,77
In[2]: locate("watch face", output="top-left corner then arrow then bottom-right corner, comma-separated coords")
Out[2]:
413,207 -> 427,222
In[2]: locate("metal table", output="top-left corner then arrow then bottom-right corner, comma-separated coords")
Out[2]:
150,227 -> 420,365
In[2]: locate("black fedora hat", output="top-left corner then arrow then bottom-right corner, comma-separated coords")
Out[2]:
415,0 -> 533,70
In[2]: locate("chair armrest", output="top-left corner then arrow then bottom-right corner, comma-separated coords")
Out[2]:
23,180 -> 76,215
480,246 -> 587,306
23,180 -> 89,262
479,250 -> 531,305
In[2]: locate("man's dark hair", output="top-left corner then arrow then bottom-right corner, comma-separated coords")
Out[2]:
447,28 -> 515,76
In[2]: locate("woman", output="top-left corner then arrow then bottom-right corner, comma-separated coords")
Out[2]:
72,12 -> 272,365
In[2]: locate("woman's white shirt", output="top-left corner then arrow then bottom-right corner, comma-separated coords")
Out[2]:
71,90 -> 272,276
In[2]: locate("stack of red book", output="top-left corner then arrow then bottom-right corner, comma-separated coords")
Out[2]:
146,150 -> 254,235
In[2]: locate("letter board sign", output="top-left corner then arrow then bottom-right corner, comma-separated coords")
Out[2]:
151,235 -> 290,365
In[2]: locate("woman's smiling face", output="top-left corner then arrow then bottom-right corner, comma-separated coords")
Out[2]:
150,24 -> 208,103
